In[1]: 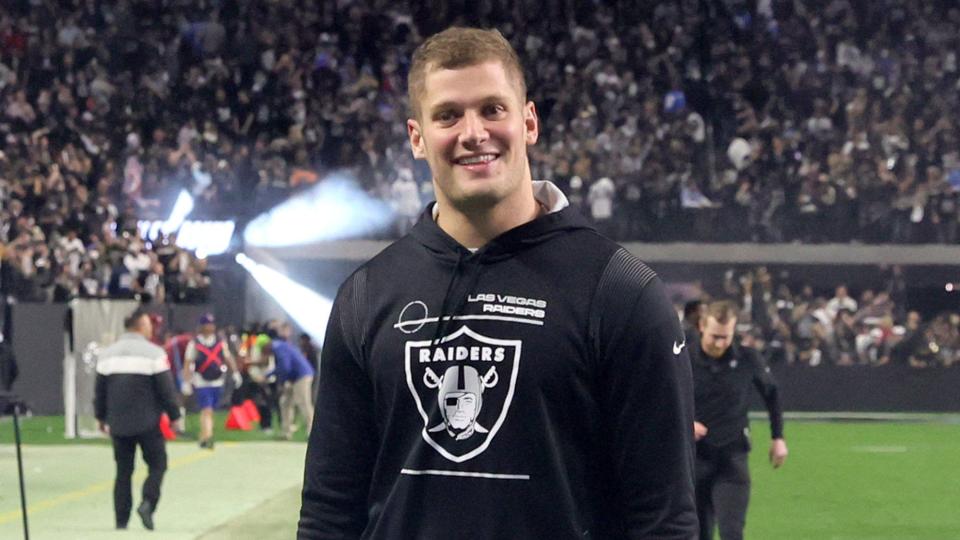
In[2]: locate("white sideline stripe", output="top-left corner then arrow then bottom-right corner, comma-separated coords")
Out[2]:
851,446 -> 908,453
748,411 -> 960,424
393,315 -> 544,329
401,468 -> 530,480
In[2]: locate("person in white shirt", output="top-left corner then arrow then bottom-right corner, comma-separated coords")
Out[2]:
826,284 -> 858,320
587,175 -> 616,236
390,167 -> 422,236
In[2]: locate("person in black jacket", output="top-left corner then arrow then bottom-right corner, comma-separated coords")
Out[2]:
94,308 -> 180,530
687,300 -> 788,540
298,26 -> 697,540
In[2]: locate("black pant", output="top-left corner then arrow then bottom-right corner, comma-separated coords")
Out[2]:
695,447 -> 750,540
112,427 -> 167,527
236,379 -> 278,429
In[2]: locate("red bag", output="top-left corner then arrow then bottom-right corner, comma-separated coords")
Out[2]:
159,413 -> 177,440
225,405 -> 252,430
241,399 -> 261,423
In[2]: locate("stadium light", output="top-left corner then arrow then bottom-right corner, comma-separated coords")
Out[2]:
162,189 -> 195,234
177,220 -> 236,258
235,253 -> 333,344
137,188 -> 237,256
243,173 -> 394,247
138,219 -> 236,256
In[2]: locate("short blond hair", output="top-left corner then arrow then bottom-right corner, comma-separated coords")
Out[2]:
704,300 -> 739,325
407,26 -> 527,121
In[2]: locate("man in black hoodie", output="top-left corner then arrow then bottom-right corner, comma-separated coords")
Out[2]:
299,26 -> 697,540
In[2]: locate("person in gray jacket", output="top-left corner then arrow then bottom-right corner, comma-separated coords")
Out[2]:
95,307 -> 180,530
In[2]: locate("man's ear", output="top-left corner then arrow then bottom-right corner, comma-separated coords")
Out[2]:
408,119 -> 426,159
524,101 -> 539,146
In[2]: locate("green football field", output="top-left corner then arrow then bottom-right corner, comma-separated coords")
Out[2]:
745,419 -> 960,540
1,416 -> 958,539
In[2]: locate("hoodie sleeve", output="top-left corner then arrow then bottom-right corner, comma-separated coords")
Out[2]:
298,269 -> 377,539
749,348 -> 784,440
591,249 -> 698,539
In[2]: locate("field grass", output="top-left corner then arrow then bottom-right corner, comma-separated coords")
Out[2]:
2,416 -> 958,539
745,421 -> 960,540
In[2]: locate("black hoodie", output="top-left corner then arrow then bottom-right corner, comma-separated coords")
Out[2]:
299,183 -> 697,539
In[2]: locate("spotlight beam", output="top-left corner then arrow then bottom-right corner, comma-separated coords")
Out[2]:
243,173 -> 395,248
236,253 -> 333,345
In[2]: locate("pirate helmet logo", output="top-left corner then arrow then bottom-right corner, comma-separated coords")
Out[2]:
424,364 -> 499,441
405,325 -> 521,463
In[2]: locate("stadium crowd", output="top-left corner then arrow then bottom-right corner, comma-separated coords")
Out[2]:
0,189 -> 211,302
2,1 -> 960,305
689,265 -> 960,368
3,1 -> 960,245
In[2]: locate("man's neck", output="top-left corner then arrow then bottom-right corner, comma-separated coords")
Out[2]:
436,189 -> 540,250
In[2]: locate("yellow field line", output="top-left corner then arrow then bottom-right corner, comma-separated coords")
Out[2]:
0,443 -> 233,525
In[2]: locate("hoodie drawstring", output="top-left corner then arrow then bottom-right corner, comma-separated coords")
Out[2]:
430,251 -> 486,346
432,252 -> 464,346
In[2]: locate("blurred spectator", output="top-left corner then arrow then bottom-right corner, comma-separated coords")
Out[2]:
825,285 -> 857,320
1,1 -> 959,254
297,331 -> 321,399
587,174 -> 616,236
264,323 -> 314,441
694,266 -> 959,369
4,1 -> 960,311
388,164 -> 420,236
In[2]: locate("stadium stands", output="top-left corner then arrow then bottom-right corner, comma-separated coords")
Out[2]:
0,1 -> 957,360
3,2 -> 959,250
696,265 -> 959,368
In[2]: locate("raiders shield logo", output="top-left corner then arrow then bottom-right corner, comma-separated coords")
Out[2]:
405,325 -> 521,463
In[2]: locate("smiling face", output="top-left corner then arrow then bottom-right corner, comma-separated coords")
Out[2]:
407,60 -> 539,215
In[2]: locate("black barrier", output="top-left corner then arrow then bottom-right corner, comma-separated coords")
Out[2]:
10,304 -> 68,415
7,302 -> 212,415
760,364 -> 960,412
7,300 -> 960,414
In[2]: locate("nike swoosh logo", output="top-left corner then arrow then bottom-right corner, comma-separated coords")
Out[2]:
673,339 -> 686,355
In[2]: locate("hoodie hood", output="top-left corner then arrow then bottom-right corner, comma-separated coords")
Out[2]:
408,180 -> 593,346
410,180 -> 593,263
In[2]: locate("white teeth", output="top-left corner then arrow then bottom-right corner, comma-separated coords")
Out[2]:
457,154 -> 496,165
